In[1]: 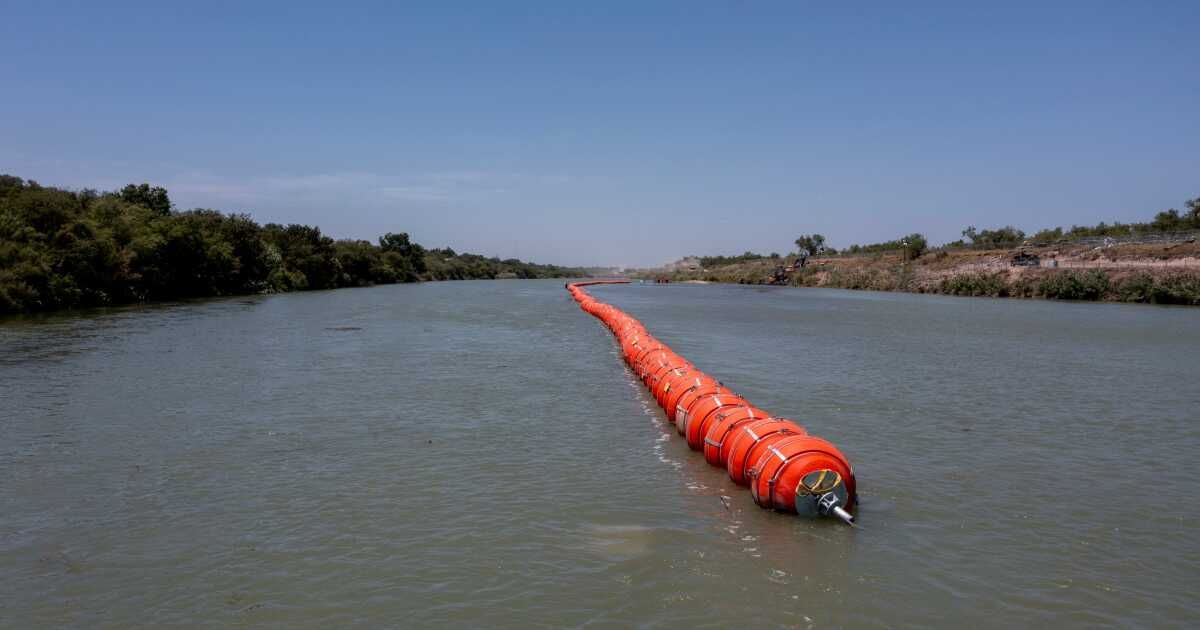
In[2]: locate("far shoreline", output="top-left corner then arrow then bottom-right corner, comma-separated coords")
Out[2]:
635,240 -> 1200,306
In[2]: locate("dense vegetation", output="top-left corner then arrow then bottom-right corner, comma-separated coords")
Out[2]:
939,199 -> 1200,251
811,197 -> 1200,258
0,175 -> 586,314
696,251 -> 780,268
793,234 -> 830,254
842,233 -> 928,259
935,270 -> 1200,304
945,225 -> 1027,250
689,197 -> 1200,266
1031,199 -> 1200,241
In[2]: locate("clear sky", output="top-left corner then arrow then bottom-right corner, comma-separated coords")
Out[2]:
2,1 -> 1197,267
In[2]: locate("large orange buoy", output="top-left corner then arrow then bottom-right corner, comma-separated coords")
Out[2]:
674,385 -> 735,436
654,367 -> 693,408
645,354 -> 689,389
567,280 -> 857,525
748,434 -> 856,520
724,419 -> 806,486
684,393 -> 750,451
663,375 -> 719,424
702,405 -> 773,467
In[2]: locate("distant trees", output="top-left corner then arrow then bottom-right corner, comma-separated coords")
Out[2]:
900,233 -> 927,260
841,233 -> 927,259
696,251 -> 768,268
421,248 -> 578,280
0,175 -> 586,314
960,225 -> 1025,249
261,223 -> 339,290
1018,197 -> 1200,243
378,231 -> 426,280
793,234 -> 830,266
794,234 -> 826,255
1030,227 -> 1064,242
926,197 -> 1198,252
1149,204 -> 1200,232
118,183 -> 172,215
942,198 -> 1200,250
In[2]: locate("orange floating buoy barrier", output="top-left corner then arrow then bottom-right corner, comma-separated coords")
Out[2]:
567,280 -> 857,525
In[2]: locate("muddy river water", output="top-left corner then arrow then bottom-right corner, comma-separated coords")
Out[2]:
2,280 -> 1197,627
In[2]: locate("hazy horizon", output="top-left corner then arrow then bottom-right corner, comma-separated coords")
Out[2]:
3,2 -> 1197,267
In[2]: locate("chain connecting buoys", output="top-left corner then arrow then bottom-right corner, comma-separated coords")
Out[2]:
567,280 -> 858,525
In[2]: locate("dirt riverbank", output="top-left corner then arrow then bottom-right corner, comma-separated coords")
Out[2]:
636,240 -> 1200,305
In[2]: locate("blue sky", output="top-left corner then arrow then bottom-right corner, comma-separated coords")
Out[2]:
2,1 -> 1197,267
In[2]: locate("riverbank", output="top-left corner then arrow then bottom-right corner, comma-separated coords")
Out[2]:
636,239 -> 1200,305
0,175 -> 592,314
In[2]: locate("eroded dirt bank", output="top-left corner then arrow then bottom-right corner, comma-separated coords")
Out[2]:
639,240 -> 1200,305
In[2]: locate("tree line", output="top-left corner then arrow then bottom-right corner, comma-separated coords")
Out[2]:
0,175 -> 587,314
681,196 -> 1199,270
696,251 -> 782,268
809,197 -> 1200,259
842,196 -> 1200,256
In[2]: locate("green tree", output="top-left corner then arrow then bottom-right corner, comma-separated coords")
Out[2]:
379,231 -> 427,274
263,223 -> 340,290
794,234 -> 826,254
0,174 -> 588,314
900,233 -> 927,260
218,213 -> 276,293
118,183 -> 172,215
961,225 -> 1025,249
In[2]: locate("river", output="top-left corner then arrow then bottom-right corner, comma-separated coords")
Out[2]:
2,280 -> 1197,628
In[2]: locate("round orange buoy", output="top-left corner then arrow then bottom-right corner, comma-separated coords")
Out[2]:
632,347 -> 670,380
724,419 -> 806,486
646,354 -> 689,388
684,393 -> 749,451
663,374 -> 717,424
566,280 -> 857,524
654,366 -> 693,408
674,384 -> 734,435
702,405 -> 774,467
748,434 -> 856,520
641,352 -> 686,388
629,343 -> 666,366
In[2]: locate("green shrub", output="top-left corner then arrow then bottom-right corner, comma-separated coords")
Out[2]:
1114,273 -> 1156,303
939,272 -> 1009,297
1153,273 -> 1200,304
1037,270 -> 1110,300
1115,272 -> 1200,305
